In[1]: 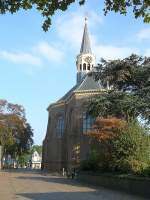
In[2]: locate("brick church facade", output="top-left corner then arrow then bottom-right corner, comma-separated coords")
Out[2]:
42,19 -> 104,172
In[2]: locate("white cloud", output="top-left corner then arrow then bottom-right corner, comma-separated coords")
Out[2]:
55,10 -> 103,52
0,50 -> 42,66
137,28 -> 150,40
55,10 -> 138,61
34,42 -> 64,63
0,41 -> 65,74
93,44 -> 139,60
0,9 -> 141,74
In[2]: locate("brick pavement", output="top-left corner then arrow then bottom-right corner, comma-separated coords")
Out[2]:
0,169 -> 147,200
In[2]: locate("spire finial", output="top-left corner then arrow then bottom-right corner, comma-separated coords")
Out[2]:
85,16 -> 88,24
80,16 -> 92,54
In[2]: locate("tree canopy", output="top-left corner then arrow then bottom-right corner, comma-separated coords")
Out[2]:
31,145 -> 42,155
1,0 -> 150,31
85,118 -> 150,174
0,100 -> 33,158
89,54 -> 150,123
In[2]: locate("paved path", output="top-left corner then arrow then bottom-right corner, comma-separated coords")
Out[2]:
0,169 -> 147,200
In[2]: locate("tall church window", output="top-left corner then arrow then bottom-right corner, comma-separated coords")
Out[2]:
56,116 -> 64,138
80,64 -> 82,70
83,112 -> 95,134
83,63 -> 86,70
88,64 -> 90,70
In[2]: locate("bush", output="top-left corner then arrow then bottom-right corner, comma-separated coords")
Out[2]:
80,150 -> 99,171
86,120 -> 150,175
110,121 -> 150,174
142,167 -> 150,177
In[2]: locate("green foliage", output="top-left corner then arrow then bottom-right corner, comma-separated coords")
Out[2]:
31,145 -> 42,155
0,1 -> 150,31
18,152 -> 31,167
104,0 -> 150,23
89,91 -> 141,121
142,167 -> 150,177
110,121 -> 150,174
87,54 -> 150,176
17,145 -> 42,166
80,149 -> 99,171
0,99 -> 34,159
0,0 -> 81,31
90,54 -> 150,122
87,121 -> 150,174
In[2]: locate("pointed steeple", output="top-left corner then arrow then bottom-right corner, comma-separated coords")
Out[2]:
80,18 -> 92,54
76,18 -> 96,84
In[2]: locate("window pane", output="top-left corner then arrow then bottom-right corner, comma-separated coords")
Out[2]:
56,116 -> 64,137
82,112 -> 95,133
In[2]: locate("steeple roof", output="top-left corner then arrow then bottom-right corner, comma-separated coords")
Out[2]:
80,18 -> 92,54
56,73 -> 102,104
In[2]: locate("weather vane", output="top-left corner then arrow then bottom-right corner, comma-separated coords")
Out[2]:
84,12 -> 89,23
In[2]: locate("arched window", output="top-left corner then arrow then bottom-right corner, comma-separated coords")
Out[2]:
87,64 -> 90,70
83,112 -> 95,134
80,64 -> 82,70
56,116 -> 64,138
83,63 -> 86,70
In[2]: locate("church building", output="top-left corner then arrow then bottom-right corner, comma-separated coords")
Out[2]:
42,19 -> 104,172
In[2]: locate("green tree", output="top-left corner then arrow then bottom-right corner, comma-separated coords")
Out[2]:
0,1 -> 150,31
87,54 -> 150,174
85,119 -> 150,174
110,121 -> 150,173
31,145 -> 42,155
89,54 -> 150,123
0,100 -> 33,160
17,145 -> 42,167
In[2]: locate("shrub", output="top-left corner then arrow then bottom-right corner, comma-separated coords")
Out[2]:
80,150 -> 99,171
86,119 -> 150,175
110,121 -> 150,174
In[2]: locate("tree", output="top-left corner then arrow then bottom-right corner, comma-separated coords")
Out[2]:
17,145 -> 42,167
0,1 -> 150,31
85,117 -> 126,171
86,55 -> 150,174
89,54 -> 150,123
0,100 -> 33,160
87,117 -> 126,141
110,121 -> 150,173
104,0 -> 150,23
86,118 -> 150,174
31,145 -> 42,155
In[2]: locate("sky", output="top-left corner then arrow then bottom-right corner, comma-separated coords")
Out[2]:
1,0 -> 150,145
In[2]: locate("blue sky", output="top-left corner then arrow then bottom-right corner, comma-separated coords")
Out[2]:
1,0 -> 150,144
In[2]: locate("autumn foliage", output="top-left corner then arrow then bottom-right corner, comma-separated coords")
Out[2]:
86,117 -> 126,142
82,117 -> 150,174
0,99 -> 33,159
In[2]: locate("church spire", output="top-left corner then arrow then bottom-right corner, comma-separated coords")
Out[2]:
80,18 -> 92,54
76,18 -> 96,84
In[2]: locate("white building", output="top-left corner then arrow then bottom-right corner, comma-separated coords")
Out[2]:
31,151 -> 42,169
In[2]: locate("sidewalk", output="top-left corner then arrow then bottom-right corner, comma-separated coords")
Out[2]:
0,171 -> 15,200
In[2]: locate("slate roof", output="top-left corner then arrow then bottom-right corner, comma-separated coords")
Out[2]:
80,21 -> 92,54
57,73 -> 102,103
